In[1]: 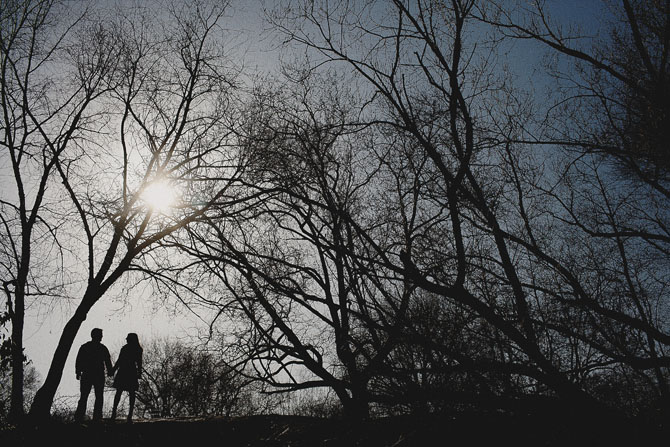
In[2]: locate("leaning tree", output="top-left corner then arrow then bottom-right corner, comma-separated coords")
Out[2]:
1,0 -> 117,422
1,0 -> 254,420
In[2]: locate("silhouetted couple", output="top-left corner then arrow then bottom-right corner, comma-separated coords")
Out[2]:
74,328 -> 143,423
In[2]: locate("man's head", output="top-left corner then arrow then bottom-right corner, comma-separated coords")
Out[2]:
91,328 -> 103,342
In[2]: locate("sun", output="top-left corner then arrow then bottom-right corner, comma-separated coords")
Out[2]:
141,179 -> 178,214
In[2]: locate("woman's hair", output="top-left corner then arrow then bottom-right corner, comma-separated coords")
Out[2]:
126,333 -> 142,351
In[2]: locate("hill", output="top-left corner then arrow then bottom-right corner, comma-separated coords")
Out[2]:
1,411 -> 668,446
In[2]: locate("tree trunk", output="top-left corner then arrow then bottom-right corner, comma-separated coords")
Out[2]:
28,299 -> 92,421
343,398 -> 369,421
8,290 -> 24,423
342,385 -> 369,421
8,251 -> 29,424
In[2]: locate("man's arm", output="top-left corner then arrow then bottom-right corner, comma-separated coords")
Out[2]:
75,345 -> 84,380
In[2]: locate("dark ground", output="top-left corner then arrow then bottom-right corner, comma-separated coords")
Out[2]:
1,411 -> 668,447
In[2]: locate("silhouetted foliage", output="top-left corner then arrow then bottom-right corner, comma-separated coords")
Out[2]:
0,362 -> 38,423
136,339 -> 248,418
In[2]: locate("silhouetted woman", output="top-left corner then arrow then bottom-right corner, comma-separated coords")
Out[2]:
111,333 -> 143,423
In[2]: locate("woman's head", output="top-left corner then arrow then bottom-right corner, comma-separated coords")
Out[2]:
126,333 -> 140,346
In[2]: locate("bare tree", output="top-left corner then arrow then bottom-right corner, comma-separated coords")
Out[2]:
7,0 -> 252,420
262,0 -> 670,415
478,0 -> 670,410
177,75 -> 415,419
0,0 -> 117,422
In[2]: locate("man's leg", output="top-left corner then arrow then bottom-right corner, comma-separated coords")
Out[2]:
74,377 -> 93,422
112,389 -> 122,419
92,378 -> 104,421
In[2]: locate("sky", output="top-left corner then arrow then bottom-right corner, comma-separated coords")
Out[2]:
7,0 -> 608,407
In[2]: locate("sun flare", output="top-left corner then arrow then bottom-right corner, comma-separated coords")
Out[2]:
141,180 -> 178,214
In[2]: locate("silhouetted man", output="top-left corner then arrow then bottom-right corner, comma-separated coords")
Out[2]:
74,328 -> 113,422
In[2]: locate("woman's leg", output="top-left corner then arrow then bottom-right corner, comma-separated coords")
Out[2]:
127,390 -> 136,422
112,389 -> 122,419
